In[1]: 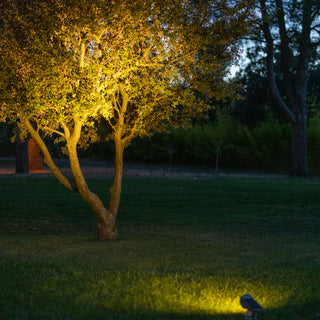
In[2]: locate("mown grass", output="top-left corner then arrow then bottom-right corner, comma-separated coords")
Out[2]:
1,175 -> 320,319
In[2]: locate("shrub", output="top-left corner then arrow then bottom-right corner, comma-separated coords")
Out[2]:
123,114 -> 294,173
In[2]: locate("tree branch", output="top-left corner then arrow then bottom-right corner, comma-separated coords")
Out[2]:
42,126 -> 65,137
60,121 -> 70,140
275,0 -> 295,104
295,0 -> 313,113
118,83 -> 128,115
106,117 -> 116,132
259,0 -> 296,123
23,118 -> 75,191
122,122 -> 138,145
70,117 -> 82,144
311,38 -> 320,48
79,41 -> 85,68
311,23 -> 320,31
311,3 -> 320,21
112,93 -> 121,118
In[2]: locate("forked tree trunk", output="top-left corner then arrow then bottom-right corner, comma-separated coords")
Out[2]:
68,142 -> 118,240
66,121 -> 118,240
69,151 -> 117,239
291,115 -> 308,176
96,208 -> 118,241
25,118 -> 118,240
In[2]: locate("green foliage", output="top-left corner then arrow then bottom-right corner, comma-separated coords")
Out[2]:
1,176 -> 320,319
72,113 -> 320,175
0,0 -> 251,145
227,116 -> 291,172
119,112 -> 320,175
0,123 -> 15,156
307,116 -> 320,175
121,114 -> 292,173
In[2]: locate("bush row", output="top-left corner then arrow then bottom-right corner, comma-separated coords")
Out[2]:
2,115 -> 320,175
121,114 -> 320,175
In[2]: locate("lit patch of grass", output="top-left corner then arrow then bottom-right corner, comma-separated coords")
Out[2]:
0,176 -> 320,319
34,273 -> 256,315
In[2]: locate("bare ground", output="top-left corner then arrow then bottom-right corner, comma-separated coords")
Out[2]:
0,157 -> 290,179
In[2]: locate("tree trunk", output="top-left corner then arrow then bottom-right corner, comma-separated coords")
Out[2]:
23,118 -> 117,240
69,143 -> 118,240
108,139 -> 125,217
260,0 -> 312,178
24,119 -> 75,190
97,212 -> 118,241
69,145 -> 118,240
291,115 -> 308,176
66,122 -> 118,240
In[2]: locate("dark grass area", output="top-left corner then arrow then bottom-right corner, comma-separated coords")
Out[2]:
1,176 -> 320,319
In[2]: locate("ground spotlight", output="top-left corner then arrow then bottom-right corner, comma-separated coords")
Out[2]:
240,294 -> 264,319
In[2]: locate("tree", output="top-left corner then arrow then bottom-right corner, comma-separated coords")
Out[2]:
255,0 -> 320,176
0,0 -> 251,240
233,58 -> 272,126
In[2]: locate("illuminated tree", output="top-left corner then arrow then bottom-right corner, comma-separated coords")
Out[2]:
0,0 -> 251,240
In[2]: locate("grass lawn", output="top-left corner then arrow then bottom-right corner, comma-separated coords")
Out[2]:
0,175 -> 320,319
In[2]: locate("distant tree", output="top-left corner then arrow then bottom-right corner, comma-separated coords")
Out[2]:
255,0 -> 320,176
0,0 -> 251,240
233,59 -> 272,126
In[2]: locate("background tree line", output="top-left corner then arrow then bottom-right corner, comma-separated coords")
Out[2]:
93,0 -> 320,176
